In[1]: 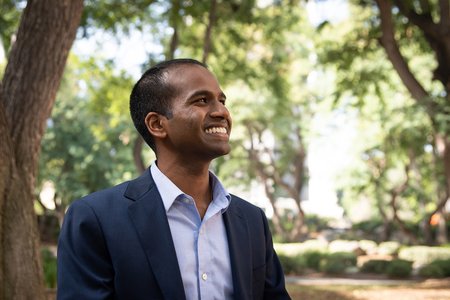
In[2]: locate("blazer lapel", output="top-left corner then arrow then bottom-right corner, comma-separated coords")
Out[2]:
126,170 -> 186,300
223,197 -> 252,300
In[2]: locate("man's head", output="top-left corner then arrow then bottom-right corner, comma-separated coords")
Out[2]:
130,58 -> 207,152
130,58 -> 232,160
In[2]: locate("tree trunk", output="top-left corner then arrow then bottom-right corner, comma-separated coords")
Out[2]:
0,0 -> 83,298
436,211 -> 448,245
167,0 -> 180,60
202,0 -> 217,64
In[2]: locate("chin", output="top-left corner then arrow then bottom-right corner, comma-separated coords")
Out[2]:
210,147 -> 231,159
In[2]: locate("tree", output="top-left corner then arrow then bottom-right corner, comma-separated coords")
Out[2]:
374,0 -> 450,244
211,3 -> 317,242
0,0 -> 83,298
317,0 -> 450,243
38,56 -> 137,229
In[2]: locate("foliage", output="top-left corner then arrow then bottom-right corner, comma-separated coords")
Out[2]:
357,240 -> 378,255
399,246 -> 450,266
41,248 -> 57,289
305,214 -> 331,233
328,240 -> 360,253
418,258 -> 450,278
38,55 -> 138,210
278,253 -> 307,275
314,0 -> 449,246
352,219 -> 384,234
385,259 -> 413,278
377,241 -> 401,256
319,252 -> 357,275
275,240 -> 329,257
0,0 -> 23,54
303,251 -> 326,271
360,259 -> 390,274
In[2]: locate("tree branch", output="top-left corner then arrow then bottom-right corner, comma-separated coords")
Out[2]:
393,0 -> 439,38
376,0 -> 436,117
202,0 -> 217,64
439,0 -> 450,31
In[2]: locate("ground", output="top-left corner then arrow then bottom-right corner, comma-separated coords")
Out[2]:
286,277 -> 450,300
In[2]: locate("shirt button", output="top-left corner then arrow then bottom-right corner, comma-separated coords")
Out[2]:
201,273 -> 208,281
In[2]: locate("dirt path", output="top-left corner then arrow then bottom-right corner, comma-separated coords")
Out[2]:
287,277 -> 450,300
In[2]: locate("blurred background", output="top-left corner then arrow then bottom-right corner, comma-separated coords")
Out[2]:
1,0 -> 450,298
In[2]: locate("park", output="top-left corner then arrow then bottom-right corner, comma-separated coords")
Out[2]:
1,0 -> 450,299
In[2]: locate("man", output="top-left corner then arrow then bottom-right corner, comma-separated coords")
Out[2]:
57,58 -> 290,300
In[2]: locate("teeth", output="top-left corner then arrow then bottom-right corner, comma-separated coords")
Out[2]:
206,127 -> 227,134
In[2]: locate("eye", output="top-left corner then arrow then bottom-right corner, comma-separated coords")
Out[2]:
220,99 -> 226,105
196,97 -> 208,104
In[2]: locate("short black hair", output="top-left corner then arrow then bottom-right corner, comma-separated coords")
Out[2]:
130,58 -> 207,152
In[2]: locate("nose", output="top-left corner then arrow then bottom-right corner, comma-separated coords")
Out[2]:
209,99 -> 231,120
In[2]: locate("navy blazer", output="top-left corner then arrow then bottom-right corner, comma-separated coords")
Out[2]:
57,169 -> 290,300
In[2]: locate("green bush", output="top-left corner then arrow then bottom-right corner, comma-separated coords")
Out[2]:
305,214 -> 330,232
435,259 -> 450,276
303,251 -> 326,271
358,240 -> 378,255
399,246 -> 450,266
360,259 -> 391,274
352,219 -> 383,233
419,264 -> 445,278
419,259 -> 450,278
319,252 -> 357,275
377,241 -> 401,256
275,240 -> 329,257
41,248 -> 57,288
278,253 -> 307,275
301,239 -> 329,252
386,259 -> 413,278
328,240 -> 359,253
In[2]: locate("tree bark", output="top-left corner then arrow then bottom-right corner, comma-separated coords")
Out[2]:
167,0 -> 180,60
376,0 -> 436,115
245,122 -> 306,242
202,0 -> 217,64
0,0 -> 83,298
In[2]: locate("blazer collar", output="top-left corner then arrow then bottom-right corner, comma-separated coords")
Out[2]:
223,197 -> 252,300
125,169 -> 186,300
124,171 -> 252,300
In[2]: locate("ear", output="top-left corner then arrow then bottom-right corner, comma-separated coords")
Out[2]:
144,112 -> 167,139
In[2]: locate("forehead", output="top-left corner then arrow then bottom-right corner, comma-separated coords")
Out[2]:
165,64 -> 223,96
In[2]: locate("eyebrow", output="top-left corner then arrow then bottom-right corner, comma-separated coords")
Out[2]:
188,90 -> 227,100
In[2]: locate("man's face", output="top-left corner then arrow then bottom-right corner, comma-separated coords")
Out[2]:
163,64 -> 232,162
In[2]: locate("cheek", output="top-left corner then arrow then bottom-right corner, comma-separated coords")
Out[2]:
184,110 -> 203,128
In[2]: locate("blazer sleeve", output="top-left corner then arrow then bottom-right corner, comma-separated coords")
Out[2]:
260,209 -> 291,300
57,200 -> 115,300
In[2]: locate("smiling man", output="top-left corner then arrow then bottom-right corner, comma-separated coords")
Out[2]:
57,58 -> 290,300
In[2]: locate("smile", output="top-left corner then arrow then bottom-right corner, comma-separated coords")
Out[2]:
205,127 -> 227,134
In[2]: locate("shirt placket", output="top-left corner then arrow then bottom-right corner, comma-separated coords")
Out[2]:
197,222 -> 211,300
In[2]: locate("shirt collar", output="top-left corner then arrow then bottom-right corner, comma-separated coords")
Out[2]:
150,162 -> 231,213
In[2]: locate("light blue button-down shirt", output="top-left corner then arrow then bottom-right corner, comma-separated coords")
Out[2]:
151,163 -> 233,300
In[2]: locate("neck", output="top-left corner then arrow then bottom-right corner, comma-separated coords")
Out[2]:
156,159 -> 212,218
